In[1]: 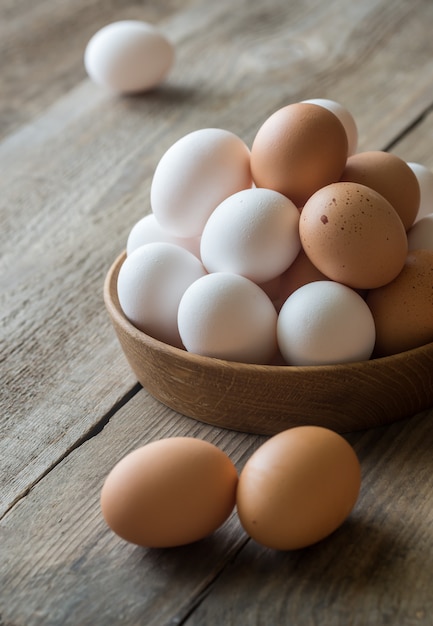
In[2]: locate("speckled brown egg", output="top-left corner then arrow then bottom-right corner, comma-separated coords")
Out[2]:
340,151 -> 420,230
299,182 -> 408,289
250,102 -> 348,207
366,249 -> 433,356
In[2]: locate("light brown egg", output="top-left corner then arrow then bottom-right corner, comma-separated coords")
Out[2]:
236,426 -> 361,551
340,151 -> 420,230
366,249 -> 433,356
279,248 -> 329,302
299,182 -> 408,289
100,437 -> 238,547
250,102 -> 348,207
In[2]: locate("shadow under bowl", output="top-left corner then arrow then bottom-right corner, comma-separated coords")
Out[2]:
104,252 -> 433,435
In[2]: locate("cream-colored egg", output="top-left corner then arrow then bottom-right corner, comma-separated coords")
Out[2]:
84,20 -> 174,94
177,272 -> 278,364
407,162 -> 433,221
151,128 -> 252,238
407,213 -> 433,251
126,214 -> 201,258
101,438 -> 238,547
200,188 -> 301,283
236,426 -> 361,551
302,98 -> 358,156
277,281 -> 376,365
117,242 -> 207,347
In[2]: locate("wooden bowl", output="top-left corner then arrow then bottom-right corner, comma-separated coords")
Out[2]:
104,252 -> 433,435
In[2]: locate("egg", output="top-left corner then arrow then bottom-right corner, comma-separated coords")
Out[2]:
151,128 -> 252,238
277,281 -> 375,366
84,20 -> 174,94
126,213 -> 201,258
301,98 -> 358,156
340,151 -> 420,230
407,213 -> 433,251
117,242 -> 207,348
407,162 -> 433,221
366,249 -> 433,356
101,438 -> 238,547
279,248 -> 329,302
250,102 -> 348,207
236,426 -> 361,551
299,181 -> 408,289
200,188 -> 301,283
177,272 -> 278,364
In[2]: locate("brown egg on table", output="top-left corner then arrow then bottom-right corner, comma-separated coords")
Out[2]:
236,426 -> 361,551
100,437 -> 238,548
340,150 -> 420,230
250,102 -> 348,207
366,249 -> 433,357
299,181 -> 408,289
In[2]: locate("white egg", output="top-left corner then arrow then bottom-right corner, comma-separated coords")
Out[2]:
200,188 -> 301,283
177,272 -> 278,364
302,98 -> 358,156
84,20 -> 174,94
407,162 -> 433,221
277,281 -> 375,365
407,213 -> 433,251
150,128 -> 253,238
117,242 -> 207,348
126,214 -> 201,258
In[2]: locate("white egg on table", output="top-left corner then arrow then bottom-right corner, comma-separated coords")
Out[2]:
84,20 -> 174,94
407,162 -> 433,221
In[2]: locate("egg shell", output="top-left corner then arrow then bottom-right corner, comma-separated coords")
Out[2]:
407,213 -> 433,251
301,98 -> 358,156
236,426 -> 361,551
101,438 -> 238,547
250,102 -> 348,207
151,128 -> 253,238
340,151 -> 420,230
279,248 -> 329,302
366,249 -> 433,357
117,242 -> 207,348
299,181 -> 408,289
200,188 -> 301,283
277,281 -> 376,366
126,213 -> 201,258
177,272 -> 278,364
407,162 -> 433,222
84,20 -> 174,94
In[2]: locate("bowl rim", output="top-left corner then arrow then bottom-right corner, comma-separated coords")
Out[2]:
104,250 -> 433,374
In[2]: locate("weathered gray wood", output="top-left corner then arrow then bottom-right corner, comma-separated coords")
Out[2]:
1,0 -> 433,623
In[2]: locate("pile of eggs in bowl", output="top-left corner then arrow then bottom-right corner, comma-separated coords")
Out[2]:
117,98 -> 433,366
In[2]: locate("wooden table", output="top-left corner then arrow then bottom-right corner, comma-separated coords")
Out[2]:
1,0 -> 432,624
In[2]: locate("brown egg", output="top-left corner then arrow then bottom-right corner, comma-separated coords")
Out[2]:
250,102 -> 348,207
366,249 -> 433,356
236,426 -> 361,551
340,151 -> 420,230
299,182 -> 408,289
100,437 -> 238,547
279,248 -> 329,302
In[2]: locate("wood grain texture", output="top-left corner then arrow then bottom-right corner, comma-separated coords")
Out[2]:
1,0 -> 433,623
